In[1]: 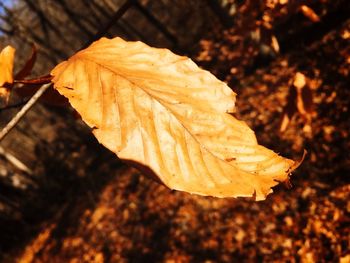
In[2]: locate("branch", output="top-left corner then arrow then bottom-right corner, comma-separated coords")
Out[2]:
56,0 -> 94,38
0,83 -> 51,142
0,146 -> 33,174
83,0 -> 133,48
133,1 -> 178,45
0,25 -> 13,35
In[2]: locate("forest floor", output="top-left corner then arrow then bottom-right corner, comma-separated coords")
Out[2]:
1,4 -> 349,263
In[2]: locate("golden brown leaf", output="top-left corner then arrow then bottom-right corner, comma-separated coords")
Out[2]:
51,37 -> 296,200
300,5 -> 320,23
0,45 -> 15,103
280,72 -> 314,132
0,45 -> 15,87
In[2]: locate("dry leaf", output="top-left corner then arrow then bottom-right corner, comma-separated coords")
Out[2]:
293,72 -> 306,89
300,5 -> 320,23
51,37 -> 296,200
15,45 -> 37,80
271,35 -> 280,53
0,44 -> 38,104
280,85 -> 297,133
0,45 -> 15,86
0,86 -> 10,103
280,72 -> 314,132
293,72 -> 313,120
0,45 -> 15,103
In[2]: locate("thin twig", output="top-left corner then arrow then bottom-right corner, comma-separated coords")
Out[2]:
0,83 -> 51,142
0,145 -> 33,174
83,0 -> 134,48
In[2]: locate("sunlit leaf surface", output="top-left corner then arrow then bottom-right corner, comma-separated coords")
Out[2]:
51,37 -> 295,200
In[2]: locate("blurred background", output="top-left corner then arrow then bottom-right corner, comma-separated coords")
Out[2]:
0,0 -> 349,262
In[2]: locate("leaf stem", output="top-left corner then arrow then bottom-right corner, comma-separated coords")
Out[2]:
0,83 -> 51,142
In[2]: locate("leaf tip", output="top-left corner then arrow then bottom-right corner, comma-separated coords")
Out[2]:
287,149 -> 307,174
